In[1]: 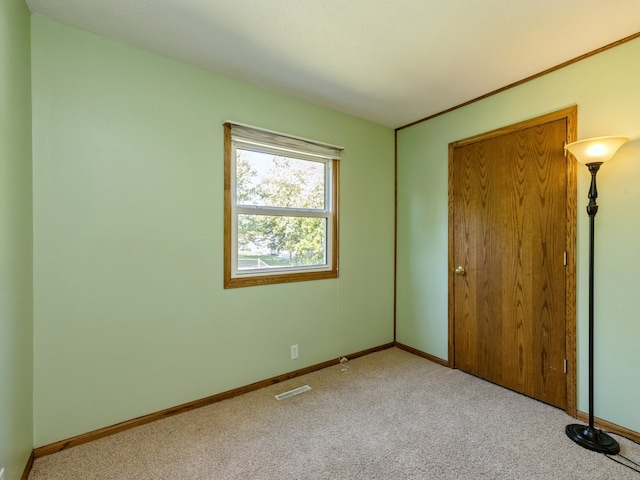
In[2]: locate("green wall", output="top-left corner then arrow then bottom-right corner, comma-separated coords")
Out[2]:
31,16 -> 395,446
0,0 -> 33,478
397,37 -> 640,432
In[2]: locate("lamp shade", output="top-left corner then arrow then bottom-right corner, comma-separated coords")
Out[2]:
564,136 -> 629,165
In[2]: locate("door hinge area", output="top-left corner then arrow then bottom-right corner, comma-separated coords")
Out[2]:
564,359 -> 568,374
564,251 -> 567,266
563,141 -> 568,157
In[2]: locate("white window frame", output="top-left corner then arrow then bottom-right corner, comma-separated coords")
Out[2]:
224,122 -> 341,288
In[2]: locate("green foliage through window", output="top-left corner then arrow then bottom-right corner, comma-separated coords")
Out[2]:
236,150 -> 327,269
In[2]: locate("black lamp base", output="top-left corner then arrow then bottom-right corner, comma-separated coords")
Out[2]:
566,424 -> 620,454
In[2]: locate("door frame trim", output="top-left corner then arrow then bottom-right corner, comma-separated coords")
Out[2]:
447,106 -> 578,416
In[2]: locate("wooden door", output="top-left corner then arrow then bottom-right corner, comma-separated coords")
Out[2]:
450,115 -> 570,409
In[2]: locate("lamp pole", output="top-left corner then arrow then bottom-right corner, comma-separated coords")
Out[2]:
565,161 -> 620,454
587,162 -> 600,434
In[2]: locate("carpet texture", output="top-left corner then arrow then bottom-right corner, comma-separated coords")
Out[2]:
29,348 -> 640,479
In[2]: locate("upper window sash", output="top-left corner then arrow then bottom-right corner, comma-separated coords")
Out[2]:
231,144 -> 333,212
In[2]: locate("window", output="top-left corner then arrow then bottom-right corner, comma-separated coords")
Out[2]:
224,122 -> 341,288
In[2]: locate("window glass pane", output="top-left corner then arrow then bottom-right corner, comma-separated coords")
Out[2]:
236,149 -> 325,209
237,214 -> 327,270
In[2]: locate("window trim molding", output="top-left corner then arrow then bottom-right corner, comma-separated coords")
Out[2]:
224,123 -> 339,289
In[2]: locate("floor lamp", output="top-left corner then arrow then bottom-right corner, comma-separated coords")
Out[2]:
564,135 -> 629,454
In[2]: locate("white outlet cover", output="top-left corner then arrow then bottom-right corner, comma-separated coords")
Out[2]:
0,467 -> 5,480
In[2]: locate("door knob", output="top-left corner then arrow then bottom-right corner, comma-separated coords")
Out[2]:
454,265 -> 466,276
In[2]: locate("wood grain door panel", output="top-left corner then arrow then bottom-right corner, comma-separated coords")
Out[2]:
452,118 -> 568,409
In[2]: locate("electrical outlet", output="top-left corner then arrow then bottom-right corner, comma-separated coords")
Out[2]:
0,466 -> 5,480
290,344 -> 299,360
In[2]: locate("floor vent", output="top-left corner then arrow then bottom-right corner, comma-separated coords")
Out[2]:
275,385 -> 311,400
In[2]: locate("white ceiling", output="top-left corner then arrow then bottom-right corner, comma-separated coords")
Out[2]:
26,0 -> 640,128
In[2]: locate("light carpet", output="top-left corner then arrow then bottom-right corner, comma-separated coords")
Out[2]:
29,348 -> 640,479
